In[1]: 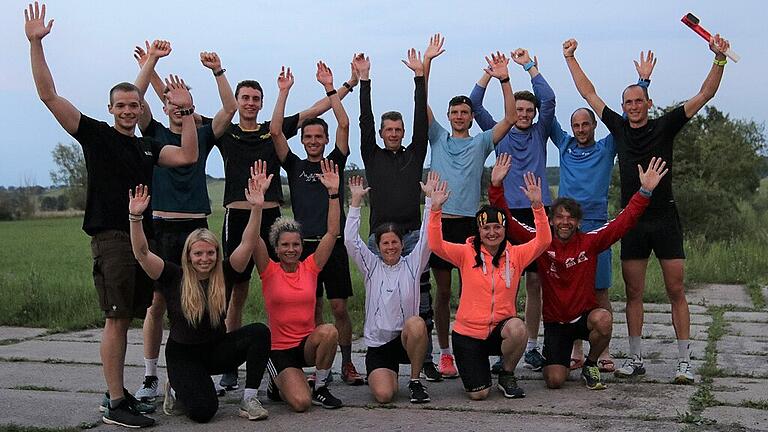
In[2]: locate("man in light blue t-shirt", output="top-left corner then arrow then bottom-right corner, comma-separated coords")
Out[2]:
422,34 -> 518,379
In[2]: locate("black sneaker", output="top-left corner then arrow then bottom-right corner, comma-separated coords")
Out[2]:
497,370 -> 525,398
408,380 -> 430,404
311,385 -> 343,409
103,398 -> 155,428
523,348 -> 544,372
421,362 -> 443,382
100,390 -> 156,414
220,371 -> 239,391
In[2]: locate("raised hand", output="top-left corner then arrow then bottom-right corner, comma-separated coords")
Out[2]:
245,160 -> 273,207
316,61 -> 334,90
491,153 -> 512,186
520,172 -> 543,208
164,75 -> 192,109
277,66 -> 294,91
24,2 -> 53,41
128,184 -> 150,215
634,50 -> 657,80
348,55 -> 360,87
430,180 -> 450,210
148,40 -> 172,59
200,51 -> 222,71
318,159 -> 339,193
638,157 -> 668,192
348,176 -> 370,203
402,48 -> 424,75
352,53 -> 370,80
709,34 -> 730,59
563,39 -> 578,57
512,48 -> 533,66
483,51 -> 510,80
424,33 -> 445,60
133,41 -> 150,68
419,171 -> 440,197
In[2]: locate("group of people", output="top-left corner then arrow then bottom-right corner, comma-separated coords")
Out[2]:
24,1 -> 733,428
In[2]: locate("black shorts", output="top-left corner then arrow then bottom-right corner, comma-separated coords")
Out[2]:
269,336 -> 310,374
429,217 -> 475,270
542,312 -> 592,368
507,207 -> 550,273
451,317 -> 518,392
91,230 -> 154,319
620,205 -> 685,260
153,218 -> 209,265
365,335 -> 411,375
301,237 -> 353,300
223,207 -> 280,283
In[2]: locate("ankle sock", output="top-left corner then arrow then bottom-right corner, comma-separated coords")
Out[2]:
629,336 -> 643,359
144,358 -> 158,377
526,339 -> 538,352
315,369 -> 331,388
677,339 -> 691,361
243,388 -> 258,400
440,348 -> 452,356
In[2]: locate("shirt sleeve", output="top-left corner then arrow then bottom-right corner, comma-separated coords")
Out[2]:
359,80 -> 377,164
512,205 -> 551,269
479,129 -> 494,157
283,113 -> 300,139
587,191 -> 650,253
282,149 -> 300,172
155,261 -> 181,297
409,76 -> 429,161
488,184 -> 536,244
304,254 -> 322,275
148,137 -> 166,165
428,120 -> 448,147
405,197 -> 433,273
549,117 -> 570,151
343,205 -> 377,276
600,106 -> 625,135
71,114 -> 102,147
469,84 -> 497,132
532,74 -> 556,141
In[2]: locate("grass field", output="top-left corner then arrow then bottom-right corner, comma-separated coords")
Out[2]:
1,179 -> 766,331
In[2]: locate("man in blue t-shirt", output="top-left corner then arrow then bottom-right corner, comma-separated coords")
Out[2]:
423,34 -> 518,378
564,36 -> 731,384
469,47 -> 555,372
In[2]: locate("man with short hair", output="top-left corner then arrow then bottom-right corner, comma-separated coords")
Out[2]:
25,2 -> 198,427
564,35 -> 731,383
215,59 -> 358,390
354,48 -> 441,381
469,48 -> 556,371
130,41 -> 238,401
271,62 -> 363,386
424,33 -> 518,378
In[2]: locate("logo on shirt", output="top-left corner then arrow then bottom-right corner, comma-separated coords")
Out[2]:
565,257 -> 576,268
299,171 -> 320,183
547,251 -> 556,258
577,251 -> 588,263
144,151 -> 153,156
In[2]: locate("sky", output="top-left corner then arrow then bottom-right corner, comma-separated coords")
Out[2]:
0,0 -> 764,186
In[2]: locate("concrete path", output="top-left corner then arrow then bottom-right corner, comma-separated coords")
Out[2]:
1,283 -> 766,431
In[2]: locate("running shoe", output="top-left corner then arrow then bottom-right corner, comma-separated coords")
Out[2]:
491,356 -> 503,374
99,390 -> 156,414
614,355 -> 646,378
239,395 -> 268,420
341,361 -> 365,386
439,353 -> 459,378
162,380 -> 186,416
421,362 -> 443,382
674,360 -> 695,384
408,380 -> 430,404
497,370 -> 525,398
311,385 -> 343,409
213,377 -> 226,397
102,398 -> 155,428
581,365 -> 607,390
219,371 -> 239,390
134,375 -> 160,402
523,348 -> 544,372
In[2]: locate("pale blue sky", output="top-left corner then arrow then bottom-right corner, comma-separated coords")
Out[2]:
1,0 -> 763,186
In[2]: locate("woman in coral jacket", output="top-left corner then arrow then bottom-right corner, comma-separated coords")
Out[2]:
427,171 -> 551,401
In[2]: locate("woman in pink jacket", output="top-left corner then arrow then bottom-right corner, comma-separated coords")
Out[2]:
428,168 -> 551,400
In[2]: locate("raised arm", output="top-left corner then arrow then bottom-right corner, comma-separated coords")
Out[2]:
25,2 -> 80,135
402,48 -> 428,153
563,39 -> 607,119
134,39 -> 171,131
484,52 -> 517,144
469,72 -> 497,131
344,176 -> 377,271
200,51 -> 237,138
128,185 -> 164,280
683,35 -> 730,119
516,172 -> 551,266
297,58 -> 358,126
489,154 -> 536,243
427,180 -> 466,265
269,66 -> 293,163
423,33 -> 445,126
355,54 -> 377,161
133,41 -> 166,106
512,48 -> 540,79
157,75 -> 198,166
236,161 -> 273,274
317,61 -> 349,156
314,160 -> 342,269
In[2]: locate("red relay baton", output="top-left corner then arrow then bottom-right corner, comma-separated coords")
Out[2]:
681,13 -> 740,62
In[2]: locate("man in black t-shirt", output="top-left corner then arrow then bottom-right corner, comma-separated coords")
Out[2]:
25,3 -> 199,428
563,36 -> 731,385
271,62 -> 364,385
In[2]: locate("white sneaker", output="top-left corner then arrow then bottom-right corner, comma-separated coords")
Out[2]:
239,395 -> 268,420
674,360 -> 695,384
614,355 -> 646,378
212,377 -> 226,397
134,375 -> 160,401
163,380 -> 186,416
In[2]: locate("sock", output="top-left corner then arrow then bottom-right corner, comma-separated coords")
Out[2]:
340,344 -> 352,364
315,369 -> 331,388
243,388 -> 258,400
109,397 -> 124,409
584,358 -> 597,367
144,358 -> 158,377
440,348 -> 452,356
629,336 -> 643,360
677,339 -> 691,361
526,339 -> 538,352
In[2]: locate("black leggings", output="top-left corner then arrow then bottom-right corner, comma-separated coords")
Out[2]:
165,323 -> 271,423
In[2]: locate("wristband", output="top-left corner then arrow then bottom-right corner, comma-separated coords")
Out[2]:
639,78 -> 651,84
326,89 -> 338,97
342,82 -> 353,92
178,106 -> 195,116
713,58 -> 727,67
499,77 -> 510,84
328,193 -> 340,200
564,55 -> 575,58
129,215 -> 144,222
523,60 -> 536,71
129,213 -> 142,217
213,68 -> 226,77
639,187 -> 653,197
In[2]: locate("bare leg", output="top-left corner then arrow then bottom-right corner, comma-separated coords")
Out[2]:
225,280 -> 249,332
621,259 -> 648,338
368,369 -> 398,403
660,259 -> 689,340
304,324 -> 339,370
276,368 -> 312,412
594,290 -> 614,361
402,317 -> 427,379
501,318 -> 527,372
142,292 -> 165,363
102,317 -> 131,400
543,365 -> 568,389
586,309 -> 612,362
329,298 -> 352,350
